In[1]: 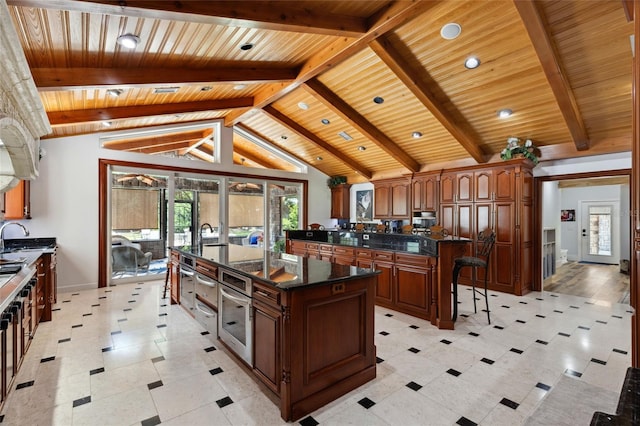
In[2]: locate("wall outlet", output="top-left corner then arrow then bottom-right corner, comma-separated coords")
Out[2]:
363,234 -> 369,240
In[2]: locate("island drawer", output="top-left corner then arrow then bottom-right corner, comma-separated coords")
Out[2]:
373,251 -> 394,262
253,281 -> 281,308
395,252 -> 431,267
195,259 -> 217,279
355,248 -> 372,259
333,246 -> 355,257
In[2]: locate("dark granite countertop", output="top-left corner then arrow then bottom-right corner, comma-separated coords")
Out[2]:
172,244 -> 379,290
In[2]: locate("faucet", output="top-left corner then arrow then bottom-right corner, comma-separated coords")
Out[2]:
198,223 -> 214,248
0,222 -> 30,253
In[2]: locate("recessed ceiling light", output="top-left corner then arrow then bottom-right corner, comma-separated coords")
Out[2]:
298,102 -> 309,110
357,146 -> 366,151
316,156 -> 323,161
373,96 -> 384,104
240,43 -> 254,51
153,87 -> 179,94
464,56 -> 480,69
106,88 -> 123,97
233,84 -> 246,90
321,118 -> 330,125
201,86 -> 212,91
497,108 -> 513,118
116,33 -> 140,49
412,132 -> 423,139
440,23 -> 461,40
338,131 -> 353,141
281,135 -> 288,140
102,121 -> 112,127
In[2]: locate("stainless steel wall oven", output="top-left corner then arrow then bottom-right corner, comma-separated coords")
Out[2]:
179,255 -> 196,315
217,267 -> 252,365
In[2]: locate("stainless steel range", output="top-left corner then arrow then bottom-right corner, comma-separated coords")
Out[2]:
217,267 -> 252,365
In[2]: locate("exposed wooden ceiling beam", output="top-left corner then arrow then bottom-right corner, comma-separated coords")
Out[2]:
303,79 -> 420,173
32,67 -> 298,91
47,98 -> 253,125
369,37 -> 487,164
224,1 -> 438,126
183,146 -> 214,163
233,146 -> 277,170
234,123 -> 309,170
136,140 -> 194,155
7,0 -> 367,37
514,0 -> 590,151
623,0 -> 634,22
104,129 -> 212,150
262,105 -> 373,179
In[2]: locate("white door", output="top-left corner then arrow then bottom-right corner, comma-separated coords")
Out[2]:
580,201 -> 619,264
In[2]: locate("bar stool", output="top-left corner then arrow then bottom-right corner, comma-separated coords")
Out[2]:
163,260 -> 171,299
452,229 -> 496,324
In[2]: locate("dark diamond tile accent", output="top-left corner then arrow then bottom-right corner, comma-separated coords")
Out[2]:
132,293 -> 140,296
90,367 -> 104,375
612,315 -> 623,319
596,320 -> 608,324
209,367 -> 223,376
440,339 -> 452,345
117,319 -> 127,322
536,382 -> 551,391
408,347 -> 420,354
141,415 -> 161,426
456,417 -> 478,426
110,331 -> 121,335
536,297 -> 544,301
379,331 -> 390,336
536,339 -> 548,345
565,369 -> 582,378
627,310 -> 634,314
591,358 -> 607,365
101,346 -> 113,352
151,356 -> 165,363
41,356 -> 55,363
558,332 -> 571,337
58,338 -> 71,343
490,294 -> 499,297
62,300 -> 71,303
160,304 -> 167,307
135,287 -> 142,290
82,313 -> 92,317
516,320 -> 526,324
299,416 -> 319,426
201,331 -> 210,336
123,308 -> 132,312
159,313 -> 168,317
536,314 -> 546,318
105,290 -> 112,293
98,296 -> 107,299
204,346 -> 217,352
578,326 -> 590,330
376,357 -> 384,364
494,325 -> 504,330
569,305 -> 579,309
510,348 -> 524,354
585,301 -> 595,305
52,308 -> 61,311
519,301 -> 528,305
550,294 -> 559,298
147,380 -> 163,390
406,381 -> 422,391
500,398 -> 519,410
71,324 -> 83,328
481,357 -> 495,365
460,314 -> 469,318
358,397 -> 376,409
16,380 -> 34,390
156,324 -> 167,328
468,332 -> 479,337
613,348 -> 628,355
216,396 -> 233,408
72,396 -> 91,407
409,325 -> 419,329
384,313 -> 393,317
447,368 -> 461,377
128,300 -> 136,303
553,310 -> 563,314
501,305 -> 510,309
91,304 -> 100,307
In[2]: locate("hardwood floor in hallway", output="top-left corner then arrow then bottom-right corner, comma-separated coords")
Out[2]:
543,261 -> 630,304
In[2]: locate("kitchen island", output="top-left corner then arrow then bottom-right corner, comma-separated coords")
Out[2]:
172,244 -> 379,422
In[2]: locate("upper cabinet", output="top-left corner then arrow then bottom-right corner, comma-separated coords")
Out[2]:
373,177 -> 411,219
412,172 -> 439,212
2,180 -> 30,220
440,171 -> 473,204
330,184 -> 351,219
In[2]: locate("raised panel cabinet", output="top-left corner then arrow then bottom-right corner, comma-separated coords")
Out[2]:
412,172 -> 439,212
2,181 -> 30,220
373,178 -> 411,219
253,281 -> 282,395
330,184 -> 351,219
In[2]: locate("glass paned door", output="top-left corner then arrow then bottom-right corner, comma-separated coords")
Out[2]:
228,179 -> 264,247
580,202 -> 619,265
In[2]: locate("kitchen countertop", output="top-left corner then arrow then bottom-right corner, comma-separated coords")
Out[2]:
0,250 -> 42,313
172,244 -> 380,290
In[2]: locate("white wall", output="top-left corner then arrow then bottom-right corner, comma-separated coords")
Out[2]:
4,121 -> 330,292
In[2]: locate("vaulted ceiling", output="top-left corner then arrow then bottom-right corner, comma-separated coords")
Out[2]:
6,0 -> 635,183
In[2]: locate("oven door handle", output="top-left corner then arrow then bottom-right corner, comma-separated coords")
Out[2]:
219,286 -> 250,305
181,268 -> 195,277
196,275 -> 216,288
195,301 -> 215,316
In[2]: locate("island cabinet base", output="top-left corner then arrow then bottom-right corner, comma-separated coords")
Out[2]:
273,275 -> 377,422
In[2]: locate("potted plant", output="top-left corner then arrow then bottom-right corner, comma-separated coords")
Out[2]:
327,175 -> 347,188
500,137 -> 540,165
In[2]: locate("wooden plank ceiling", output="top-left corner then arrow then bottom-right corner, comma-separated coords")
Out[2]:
6,0 -> 634,183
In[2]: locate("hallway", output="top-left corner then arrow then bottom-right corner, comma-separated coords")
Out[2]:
543,261 -> 630,304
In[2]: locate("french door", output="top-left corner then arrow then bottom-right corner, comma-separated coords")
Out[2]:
580,201 -> 619,265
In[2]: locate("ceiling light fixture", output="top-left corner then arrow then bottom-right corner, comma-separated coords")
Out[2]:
102,121 -> 112,127
240,43 -> 254,51
233,84 -> 246,90
373,96 -> 384,104
497,108 -> 513,118
298,102 -> 309,110
440,23 -> 461,40
464,56 -> 480,69
316,156 -> 323,161
116,33 -> 140,49
321,118 -> 330,125
357,146 -> 366,151
153,87 -> 179,94
106,88 -> 123,97
412,131 -> 423,138
338,131 -> 353,141
281,135 -> 288,140
201,86 -> 212,92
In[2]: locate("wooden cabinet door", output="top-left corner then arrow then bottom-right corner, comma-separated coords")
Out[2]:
253,300 -> 281,395
456,172 -> 473,203
170,260 -> 180,304
372,261 -> 393,305
330,184 -> 351,219
412,178 -> 423,211
423,175 -> 438,212
494,167 -> 515,201
474,170 -> 493,202
493,202 -> 515,291
440,174 -> 455,203
3,180 -> 30,219
395,264 -> 431,318
374,184 -> 390,218
440,204 -> 455,235
390,181 -> 410,218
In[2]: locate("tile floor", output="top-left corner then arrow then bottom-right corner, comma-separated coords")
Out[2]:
0,277 -> 632,426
